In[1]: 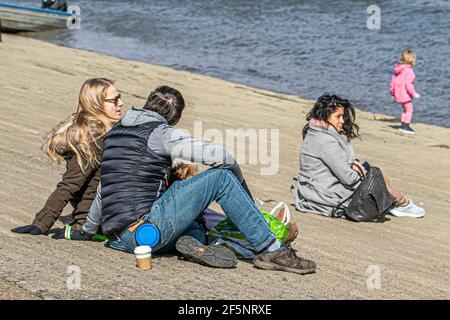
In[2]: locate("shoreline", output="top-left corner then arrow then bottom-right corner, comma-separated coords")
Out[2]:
23,33 -> 449,130
1,34 -> 449,299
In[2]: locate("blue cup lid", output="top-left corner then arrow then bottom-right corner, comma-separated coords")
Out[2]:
135,223 -> 160,248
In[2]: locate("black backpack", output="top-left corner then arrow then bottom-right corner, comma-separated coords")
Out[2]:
332,166 -> 394,222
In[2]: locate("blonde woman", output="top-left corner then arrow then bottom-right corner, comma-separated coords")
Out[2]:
12,78 -> 123,236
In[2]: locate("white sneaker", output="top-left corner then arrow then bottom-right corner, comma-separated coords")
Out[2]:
389,200 -> 425,218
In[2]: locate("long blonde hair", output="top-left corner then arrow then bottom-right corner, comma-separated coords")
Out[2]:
43,78 -> 118,172
399,49 -> 416,66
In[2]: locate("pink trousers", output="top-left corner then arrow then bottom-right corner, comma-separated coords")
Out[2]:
400,102 -> 414,124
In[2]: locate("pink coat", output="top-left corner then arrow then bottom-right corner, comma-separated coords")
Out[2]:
390,64 -> 418,103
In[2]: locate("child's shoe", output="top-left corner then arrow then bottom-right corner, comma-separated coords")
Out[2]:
399,124 -> 415,135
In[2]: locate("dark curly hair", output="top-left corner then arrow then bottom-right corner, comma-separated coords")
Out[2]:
143,86 -> 185,125
302,93 -> 360,140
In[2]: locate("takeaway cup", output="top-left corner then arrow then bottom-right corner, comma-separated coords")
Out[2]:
134,245 -> 152,270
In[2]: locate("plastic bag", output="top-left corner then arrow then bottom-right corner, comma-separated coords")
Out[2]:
211,210 -> 289,243
207,209 -> 291,260
269,201 -> 291,224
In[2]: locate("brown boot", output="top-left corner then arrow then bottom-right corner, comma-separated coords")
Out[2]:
253,246 -> 316,275
176,236 -> 237,268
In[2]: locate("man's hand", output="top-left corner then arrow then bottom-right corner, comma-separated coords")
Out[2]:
52,225 -> 94,241
172,162 -> 200,181
11,224 -> 44,235
285,222 -> 299,244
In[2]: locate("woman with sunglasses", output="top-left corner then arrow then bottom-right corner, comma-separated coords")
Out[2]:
11,78 -> 123,236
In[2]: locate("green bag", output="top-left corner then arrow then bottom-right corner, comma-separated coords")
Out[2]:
210,210 -> 289,243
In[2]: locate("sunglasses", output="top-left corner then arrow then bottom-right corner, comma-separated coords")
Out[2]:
105,93 -> 122,105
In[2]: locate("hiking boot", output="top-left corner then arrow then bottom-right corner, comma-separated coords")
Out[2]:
175,235 -> 237,268
389,200 -> 425,218
399,124 -> 415,135
253,245 -> 316,275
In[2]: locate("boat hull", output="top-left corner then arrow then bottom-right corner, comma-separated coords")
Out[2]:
0,3 -> 73,32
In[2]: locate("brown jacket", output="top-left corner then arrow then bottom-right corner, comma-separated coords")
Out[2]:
32,154 -> 100,233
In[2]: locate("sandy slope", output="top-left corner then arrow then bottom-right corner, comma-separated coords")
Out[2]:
0,34 -> 449,300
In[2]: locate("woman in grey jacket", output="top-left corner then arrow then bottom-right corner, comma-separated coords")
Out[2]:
292,94 -> 425,218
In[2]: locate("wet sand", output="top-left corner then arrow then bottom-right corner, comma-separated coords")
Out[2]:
0,34 -> 449,299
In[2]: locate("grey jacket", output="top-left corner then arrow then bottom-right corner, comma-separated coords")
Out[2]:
292,122 -> 361,217
83,108 -> 244,234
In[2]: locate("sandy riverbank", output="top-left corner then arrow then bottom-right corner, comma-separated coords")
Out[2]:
0,34 -> 449,299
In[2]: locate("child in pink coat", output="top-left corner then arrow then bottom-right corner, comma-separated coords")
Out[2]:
390,49 -> 421,134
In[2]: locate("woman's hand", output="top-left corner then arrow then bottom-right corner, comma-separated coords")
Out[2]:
352,162 -> 367,176
414,93 -> 421,99
52,225 -> 94,241
11,224 -> 44,235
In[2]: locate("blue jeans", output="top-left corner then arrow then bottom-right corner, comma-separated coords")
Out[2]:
108,169 -> 275,254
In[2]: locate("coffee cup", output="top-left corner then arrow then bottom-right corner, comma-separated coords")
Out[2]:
134,245 -> 152,270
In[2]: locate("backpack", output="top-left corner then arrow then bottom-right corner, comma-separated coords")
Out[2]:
332,166 -> 394,222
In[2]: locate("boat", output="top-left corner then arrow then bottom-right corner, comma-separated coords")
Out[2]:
0,2 -> 75,33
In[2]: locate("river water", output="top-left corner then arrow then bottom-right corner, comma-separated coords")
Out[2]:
12,0 -> 450,127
